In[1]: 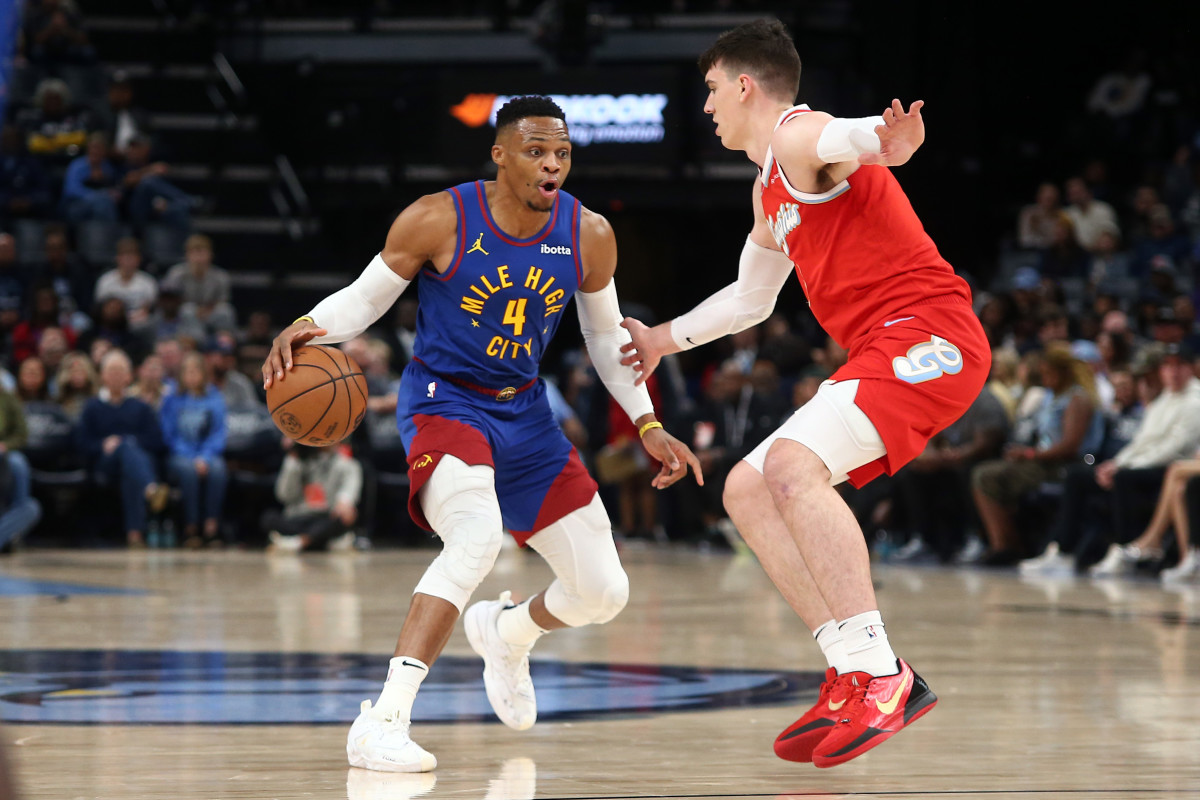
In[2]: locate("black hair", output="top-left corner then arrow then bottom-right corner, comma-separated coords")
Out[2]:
698,18 -> 801,103
494,95 -> 567,135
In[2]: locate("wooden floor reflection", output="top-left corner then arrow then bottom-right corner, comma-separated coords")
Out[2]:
1,545 -> 1198,799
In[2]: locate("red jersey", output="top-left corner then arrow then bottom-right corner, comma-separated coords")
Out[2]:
760,106 -> 971,348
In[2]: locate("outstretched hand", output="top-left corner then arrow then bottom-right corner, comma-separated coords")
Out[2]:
858,99 -> 925,167
641,427 -> 704,489
262,319 -> 329,389
619,317 -> 662,386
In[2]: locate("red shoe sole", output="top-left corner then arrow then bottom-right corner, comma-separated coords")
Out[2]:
773,718 -> 837,763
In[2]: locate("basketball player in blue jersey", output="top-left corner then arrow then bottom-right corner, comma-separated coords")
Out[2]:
262,96 -> 702,773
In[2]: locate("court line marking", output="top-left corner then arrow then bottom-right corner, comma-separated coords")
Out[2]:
994,602 -> 1200,627
530,790 -> 1193,799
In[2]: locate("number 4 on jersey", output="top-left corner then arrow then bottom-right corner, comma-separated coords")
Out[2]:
503,298 -> 528,336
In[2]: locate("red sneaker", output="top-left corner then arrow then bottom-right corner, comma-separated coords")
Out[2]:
811,659 -> 937,768
774,668 -> 853,762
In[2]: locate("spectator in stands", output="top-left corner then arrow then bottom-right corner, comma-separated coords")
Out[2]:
342,335 -> 398,415
1128,185 -> 1162,244
1017,182 -> 1064,250
77,349 -> 168,548
80,297 -> 151,364
16,357 -> 50,404
160,351 -> 227,548
12,284 -> 77,364
1064,176 -> 1120,253
34,326 -> 68,385
1087,342 -> 1200,577
204,331 -> 259,410
757,312 -> 811,377
1173,296 -> 1200,354
41,225 -> 92,322
54,350 -> 96,419
155,337 -> 184,388
985,346 -> 1020,421
1019,365 -> 1147,575
0,235 -> 24,354
1086,229 -> 1131,287
142,285 -> 206,346
264,438 -> 362,553
0,124 -> 53,223
1132,205 -> 1193,277
95,237 -> 158,325
133,353 -> 168,410
97,71 -> 153,161
892,385 -> 1009,564
23,0 -> 96,69
971,343 -> 1103,565
1124,457 -> 1200,583
1038,217 -> 1088,279
373,299 -> 418,375
18,78 -> 89,161
121,135 -> 194,232
236,310 -> 274,381
162,235 -> 236,332
60,132 -> 121,224
0,386 -> 41,551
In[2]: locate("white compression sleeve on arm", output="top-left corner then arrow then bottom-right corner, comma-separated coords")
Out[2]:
815,116 -> 884,163
575,279 -> 655,424
307,253 -> 410,344
670,236 -> 793,351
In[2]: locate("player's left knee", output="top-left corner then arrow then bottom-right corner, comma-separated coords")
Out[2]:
762,440 -> 827,503
583,568 -> 629,624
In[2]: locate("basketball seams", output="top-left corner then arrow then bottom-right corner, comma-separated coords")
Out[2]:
268,345 -> 370,445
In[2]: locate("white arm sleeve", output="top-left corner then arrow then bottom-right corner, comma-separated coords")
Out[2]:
575,279 -> 656,424
670,236 -> 793,351
816,116 -> 884,163
307,253 -> 411,344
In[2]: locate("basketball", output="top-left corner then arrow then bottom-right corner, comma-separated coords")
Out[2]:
267,345 -> 368,446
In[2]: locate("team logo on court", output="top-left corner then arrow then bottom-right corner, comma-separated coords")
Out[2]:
0,650 -> 817,725
466,233 -> 489,256
892,336 -> 963,384
414,454 -> 434,469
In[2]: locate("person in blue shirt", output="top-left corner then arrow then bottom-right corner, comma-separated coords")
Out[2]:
160,351 -> 227,548
59,132 -> 120,224
77,348 -> 168,547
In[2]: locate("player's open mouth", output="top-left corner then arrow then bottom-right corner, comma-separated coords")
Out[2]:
538,180 -> 558,198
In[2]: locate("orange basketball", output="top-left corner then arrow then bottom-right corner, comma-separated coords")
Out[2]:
267,345 -> 368,446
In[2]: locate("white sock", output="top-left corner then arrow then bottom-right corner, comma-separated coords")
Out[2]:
373,656 -> 429,720
813,619 -> 851,675
497,597 -> 548,647
838,610 -> 899,677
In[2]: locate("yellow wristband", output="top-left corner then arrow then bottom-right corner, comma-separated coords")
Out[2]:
293,315 -> 315,326
638,421 -> 663,438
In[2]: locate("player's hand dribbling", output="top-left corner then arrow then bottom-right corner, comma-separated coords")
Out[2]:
262,319 -> 329,389
619,317 -> 664,386
858,99 -> 924,168
641,428 -> 704,489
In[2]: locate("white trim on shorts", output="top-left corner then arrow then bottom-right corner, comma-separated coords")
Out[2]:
742,379 -> 887,485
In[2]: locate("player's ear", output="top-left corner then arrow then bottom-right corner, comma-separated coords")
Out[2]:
738,74 -> 750,101
491,143 -> 504,167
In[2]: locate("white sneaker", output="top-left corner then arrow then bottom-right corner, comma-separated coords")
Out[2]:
955,536 -> 987,564
464,590 -> 537,731
347,766 -> 436,800
892,535 -> 931,562
1088,543 -> 1144,577
346,700 -> 437,773
329,531 -> 357,552
1019,542 -> 1074,575
1161,548 -> 1200,583
269,531 -> 304,553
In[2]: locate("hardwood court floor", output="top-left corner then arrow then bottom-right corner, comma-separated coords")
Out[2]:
1,545 -> 1198,799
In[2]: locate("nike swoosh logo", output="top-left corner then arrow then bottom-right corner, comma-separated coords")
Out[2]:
875,669 -> 912,715
686,337 -> 697,345
400,659 -> 427,671
827,698 -> 846,711
883,316 -> 915,327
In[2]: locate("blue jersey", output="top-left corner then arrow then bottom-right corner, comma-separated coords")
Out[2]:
412,180 -> 583,388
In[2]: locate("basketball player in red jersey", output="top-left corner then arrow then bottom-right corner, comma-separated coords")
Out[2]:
622,20 -> 990,767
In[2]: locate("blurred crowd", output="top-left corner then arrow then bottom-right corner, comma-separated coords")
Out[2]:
2,3 -> 1200,589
